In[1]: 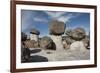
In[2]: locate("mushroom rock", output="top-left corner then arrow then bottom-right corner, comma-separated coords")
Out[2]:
30,28 -> 40,42
49,20 -> 65,50
40,36 -> 56,50
70,27 -> 86,40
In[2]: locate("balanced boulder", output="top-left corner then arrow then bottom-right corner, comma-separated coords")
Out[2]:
30,28 -> 40,35
49,20 -> 65,35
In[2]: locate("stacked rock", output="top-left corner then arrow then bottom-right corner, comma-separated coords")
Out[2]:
30,28 -> 40,41
49,20 -> 65,50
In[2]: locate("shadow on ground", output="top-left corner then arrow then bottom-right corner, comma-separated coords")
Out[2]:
30,49 -> 42,53
22,55 -> 48,63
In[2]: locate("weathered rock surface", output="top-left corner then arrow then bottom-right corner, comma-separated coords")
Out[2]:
62,36 -> 75,49
50,35 -> 63,50
49,20 -> 65,35
66,27 -> 86,40
21,42 -> 31,62
24,40 -> 39,49
40,36 -> 56,50
30,34 -> 39,42
70,41 -> 87,51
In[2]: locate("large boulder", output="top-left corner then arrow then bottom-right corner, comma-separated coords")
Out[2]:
49,20 -> 65,35
63,36 -> 75,50
63,36 -> 75,44
21,42 -> 30,62
66,27 -> 86,40
40,36 -> 56,50
24,40 -> 39,48
62,36 -> 75,49
71,27 -> 86,40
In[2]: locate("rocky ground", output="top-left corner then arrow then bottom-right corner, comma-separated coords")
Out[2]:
29,48 -> 90,62
22,26 -> 90,63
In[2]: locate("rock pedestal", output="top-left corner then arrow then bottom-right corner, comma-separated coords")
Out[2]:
50,35 -> 63,50
30,34 -> 38,41
30,28 -> 40,46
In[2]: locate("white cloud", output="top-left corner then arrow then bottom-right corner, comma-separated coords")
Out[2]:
45,11 -> 80,23
57,14 -> 72,23
45,11 -> 66,18
33,17 -> 48,23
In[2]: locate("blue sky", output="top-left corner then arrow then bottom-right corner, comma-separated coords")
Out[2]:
21,9 -> 90,37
